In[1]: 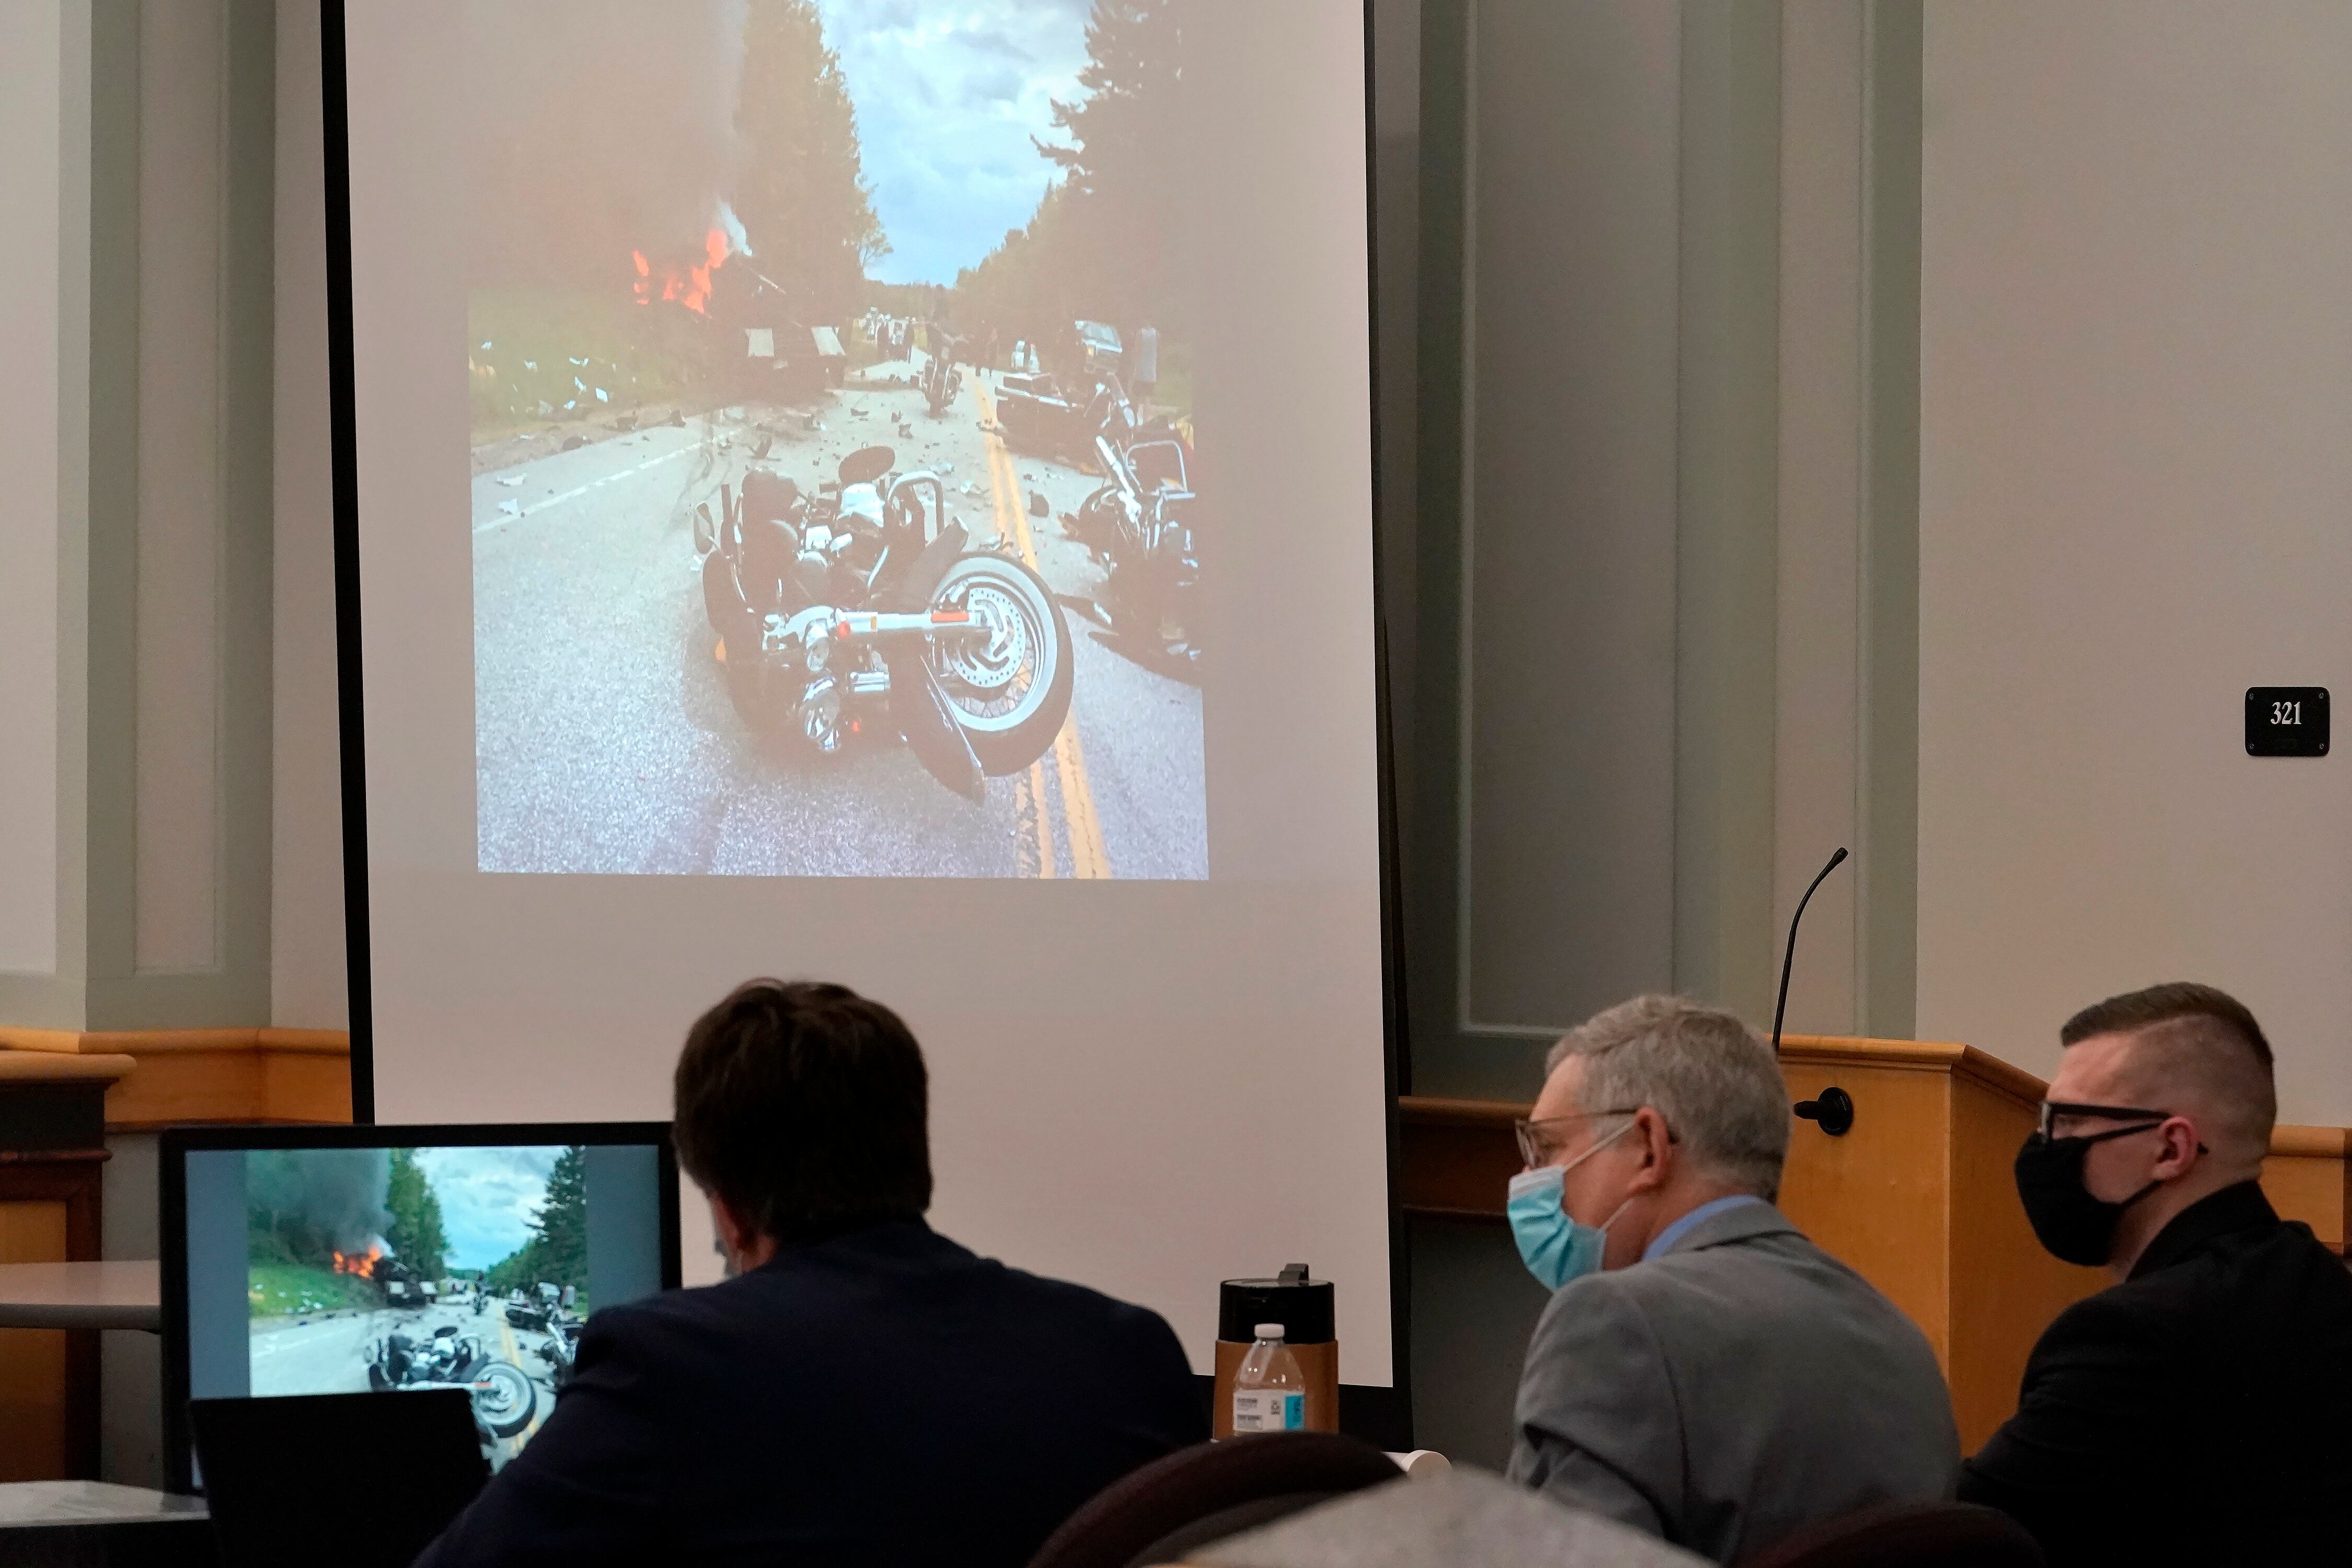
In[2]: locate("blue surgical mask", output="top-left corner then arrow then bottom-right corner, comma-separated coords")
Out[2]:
1507,1119 -> 1637,1291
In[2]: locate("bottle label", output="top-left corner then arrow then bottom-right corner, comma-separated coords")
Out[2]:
1231,1388 -> 1305,1433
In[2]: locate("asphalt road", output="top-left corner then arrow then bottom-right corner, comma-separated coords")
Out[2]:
248,1294 -> 567,1467
471,351 -> 1207,878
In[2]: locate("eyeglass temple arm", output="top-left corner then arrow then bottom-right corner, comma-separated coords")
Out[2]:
2042,1101 -> 2173,1120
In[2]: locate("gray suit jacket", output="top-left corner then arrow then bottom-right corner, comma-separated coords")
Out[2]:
1201,1468 -> 1708,1568
1507,1201 -> 1958,1565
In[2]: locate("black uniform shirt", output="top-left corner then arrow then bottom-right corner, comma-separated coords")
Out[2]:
1959,1180 -> 2352,1564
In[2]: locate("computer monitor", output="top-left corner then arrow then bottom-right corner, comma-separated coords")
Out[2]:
161,1122 -> 680,1492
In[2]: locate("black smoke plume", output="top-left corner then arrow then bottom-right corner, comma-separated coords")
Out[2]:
247,1149 -> 393,1255
466,0 -> 748,290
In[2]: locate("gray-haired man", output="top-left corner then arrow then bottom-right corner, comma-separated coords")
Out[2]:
1506,996 -> 1958,1565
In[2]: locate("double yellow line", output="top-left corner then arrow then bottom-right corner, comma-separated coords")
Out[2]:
973,381 -> 1111,879
491,1310 -> 545,1454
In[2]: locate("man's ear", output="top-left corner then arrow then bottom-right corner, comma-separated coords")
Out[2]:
1627,1107 -> 1674,1193
2154,1115 -> 2204,1177
708,1190 -> 751,1256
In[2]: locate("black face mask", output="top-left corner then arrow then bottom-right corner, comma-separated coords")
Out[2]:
2013,1126 -> 2164,1266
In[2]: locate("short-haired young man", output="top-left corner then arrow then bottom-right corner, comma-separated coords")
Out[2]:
417,980 -> 1205,1567
1506,995 -> 1958,1565
1958,982 -> 2352,1564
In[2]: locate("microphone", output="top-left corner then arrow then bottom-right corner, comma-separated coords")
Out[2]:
1772,847 -> 1848,1054
1776,847 -> 1852,1136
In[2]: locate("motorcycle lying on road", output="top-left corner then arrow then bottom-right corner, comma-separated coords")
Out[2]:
919,333 -> 963,417
996,362 -> 1138,460
697,444 -> 1074,801
364,1322 -> 537,1439
537,1310 -> 581,1391
1065,419 -> 1201,664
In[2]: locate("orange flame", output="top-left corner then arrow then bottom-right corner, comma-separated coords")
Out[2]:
331,1244 -> 383,1279
631,228 -> 730,315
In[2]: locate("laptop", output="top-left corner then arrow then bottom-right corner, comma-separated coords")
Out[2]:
190,1388 -> 487,1567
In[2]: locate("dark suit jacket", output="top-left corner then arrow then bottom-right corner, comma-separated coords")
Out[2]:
1958,1181 -> 2352,1564
414,1219 -> 1205,1568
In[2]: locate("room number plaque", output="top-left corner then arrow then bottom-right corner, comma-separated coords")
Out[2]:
2245,687 -> 2329,756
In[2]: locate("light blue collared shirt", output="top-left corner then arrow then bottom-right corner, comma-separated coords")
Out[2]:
1641,1193 -> 1769,1262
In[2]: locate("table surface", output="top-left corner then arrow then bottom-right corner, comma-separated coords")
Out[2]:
0,1481 -> 206,1529
0,1261 -> 162,1331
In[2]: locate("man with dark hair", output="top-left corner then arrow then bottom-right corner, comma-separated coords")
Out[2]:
418,980 -> 1205,1567
1959,982 -> 2352,1564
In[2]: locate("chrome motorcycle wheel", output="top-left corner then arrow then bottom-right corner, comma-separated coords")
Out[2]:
470,1360 -> 538,1438
925,554 -> 1074,776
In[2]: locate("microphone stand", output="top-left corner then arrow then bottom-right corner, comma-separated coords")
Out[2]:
1776,847 -> 1852,1135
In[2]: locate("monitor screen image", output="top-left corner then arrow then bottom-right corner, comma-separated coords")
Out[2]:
166,1125 -> 679,1485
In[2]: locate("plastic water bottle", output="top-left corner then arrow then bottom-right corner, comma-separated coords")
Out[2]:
1230,1322 -> 1306,1433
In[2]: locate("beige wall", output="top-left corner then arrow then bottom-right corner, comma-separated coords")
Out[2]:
133,0 -> 226,973
1919,1 -> 2352,1120
2,0 -> 275,1032
1775,0 -> 1865,1033
0,0 -> 72,977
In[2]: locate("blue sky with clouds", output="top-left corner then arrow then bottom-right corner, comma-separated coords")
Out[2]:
413,1146 -> 559,1272
812,0 -> 1094,285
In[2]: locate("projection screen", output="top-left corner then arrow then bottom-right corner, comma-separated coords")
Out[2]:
329,0 -> 1400,1409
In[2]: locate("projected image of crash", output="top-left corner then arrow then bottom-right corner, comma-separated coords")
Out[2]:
244,1147 -> 590,1470
467,1 -> 1204,878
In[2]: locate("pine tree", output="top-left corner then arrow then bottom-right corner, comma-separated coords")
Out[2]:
532,1145 -> 591,1289
1036,0 -> 1181,202
733,0 -> 889,328
954,0 -> 1183,355
485,1145 -> 591,1300
383,1149 -> 449,1282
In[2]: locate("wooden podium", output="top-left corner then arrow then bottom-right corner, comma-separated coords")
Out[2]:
1773,1036 -> 2104,1450
0,1029 -> 352,1480
1401,1034 -> 2352,1454
0,1051 -> 136,1481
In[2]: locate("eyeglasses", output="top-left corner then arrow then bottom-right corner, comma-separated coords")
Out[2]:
1513,1108 -> 1643,1170
2035,1100 -> 2169,1140
2035,1100 -> 2210,1157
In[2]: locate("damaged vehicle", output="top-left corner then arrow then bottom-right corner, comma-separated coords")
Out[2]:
1066,426 -> 1201,663
364,1323 -> 537,1439
698,444 -> 1073,800
538,1307 -> 582,1391
993,320 -> 1126,456
504,1282 -> 566,1333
